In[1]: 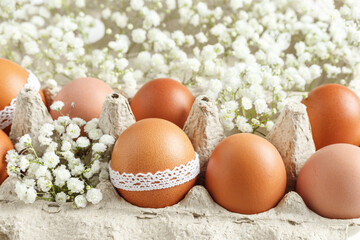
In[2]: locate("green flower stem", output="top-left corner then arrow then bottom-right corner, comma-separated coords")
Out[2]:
29,144 -> 40,161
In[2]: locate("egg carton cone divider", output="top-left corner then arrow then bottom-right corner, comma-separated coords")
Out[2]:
0,89 -> 359,239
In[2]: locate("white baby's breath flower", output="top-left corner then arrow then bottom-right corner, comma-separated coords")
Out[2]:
72,118 -> 86,127
86,188 -> 103,204
61,141 -> 72,152
25,185 -> 37,203
18,134 -> 32,150
42,152 -> 60,169
14,182 -> 27,201
90,160 -> 101,175
76,137 -> 90,148
46,142 -> 58,152
130,0 -> 144,11
241,97 -> 252,110
66,123 -> 81,139
61,151 -> 75,161
67,177 -> 85,193
50,101 -> 65,112
40,123 -> 55,137
84,119 -> 99,133
7,162 -> 20,177
99,135 -> 115,146
5,150 -> 19,164
55,192 -> 67,203
54,165 -> 71,187
54,122 -> 66,134
254,99 -> 268,114
132,28 -> 146,43
75,0 -> 85,8
88,128 -> 103,140
26,163 -> 41,179
24,41 -> 40,55
37,177 -> 52,192
75,194 -> 87,208
15,181 -> 37,204
221,118 -> 235,131
236,116 -> 253,133
38,135 -> 52,146
57,116 -> 71,126
195,32 -> 208,43
70,163 -> 85,176
266,121 -> 275,131
24,179 -> 36,188
35,165 -> 48,179
92,143 -> 107,153
19,156 -> 30,172
68,157 -> 81,166
83,169 -> 94,179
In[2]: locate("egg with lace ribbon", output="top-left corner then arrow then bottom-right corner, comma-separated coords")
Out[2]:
109,118 -> 200,208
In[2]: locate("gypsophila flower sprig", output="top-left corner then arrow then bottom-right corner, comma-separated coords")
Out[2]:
6,101 -> 114,208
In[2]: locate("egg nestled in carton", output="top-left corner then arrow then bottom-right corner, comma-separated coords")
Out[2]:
130,78 -> 195,128
0,129 -> 14,185
297,143 -> 360,219
110,118 -> 199,208
0,58 -> 46,134
206,133 -> 286,214
50,77 -> 113,121
302,84 -> 360,150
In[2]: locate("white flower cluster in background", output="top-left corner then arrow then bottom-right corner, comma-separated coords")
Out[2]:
0,0 -> 359,134
6,101 -> 114,208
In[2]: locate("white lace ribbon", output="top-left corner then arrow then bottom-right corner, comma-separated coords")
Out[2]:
0,70 -> 41,130
109,153 -> 200,191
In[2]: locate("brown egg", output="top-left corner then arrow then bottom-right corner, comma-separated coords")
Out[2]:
110,118 -> 197,208
297,144 -> 360,219
50,78 -> 113,121
302,84 -> 360,150
130,78 -> 195,128
0,58 -> 46,134
0,129 -> 14,185
205,133 -> 286,214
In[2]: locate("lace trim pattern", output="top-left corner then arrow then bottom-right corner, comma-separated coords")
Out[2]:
109,153 -> 200,191
0,70 -> 41,130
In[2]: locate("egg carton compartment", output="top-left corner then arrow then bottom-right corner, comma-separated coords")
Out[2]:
0,88 -> 359,240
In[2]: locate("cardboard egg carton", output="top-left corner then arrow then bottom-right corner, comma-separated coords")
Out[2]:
0,88 -> 359,239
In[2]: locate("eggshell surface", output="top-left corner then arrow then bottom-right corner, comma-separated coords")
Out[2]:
50,78 -> 113,121
297,143 -> 360,219
0,129 -> 14,185
302,84 -> 360,150
111,118 -> 197,208
205,133 -> 286,214
130,78 -> 195,128
0,58 -> 46,133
